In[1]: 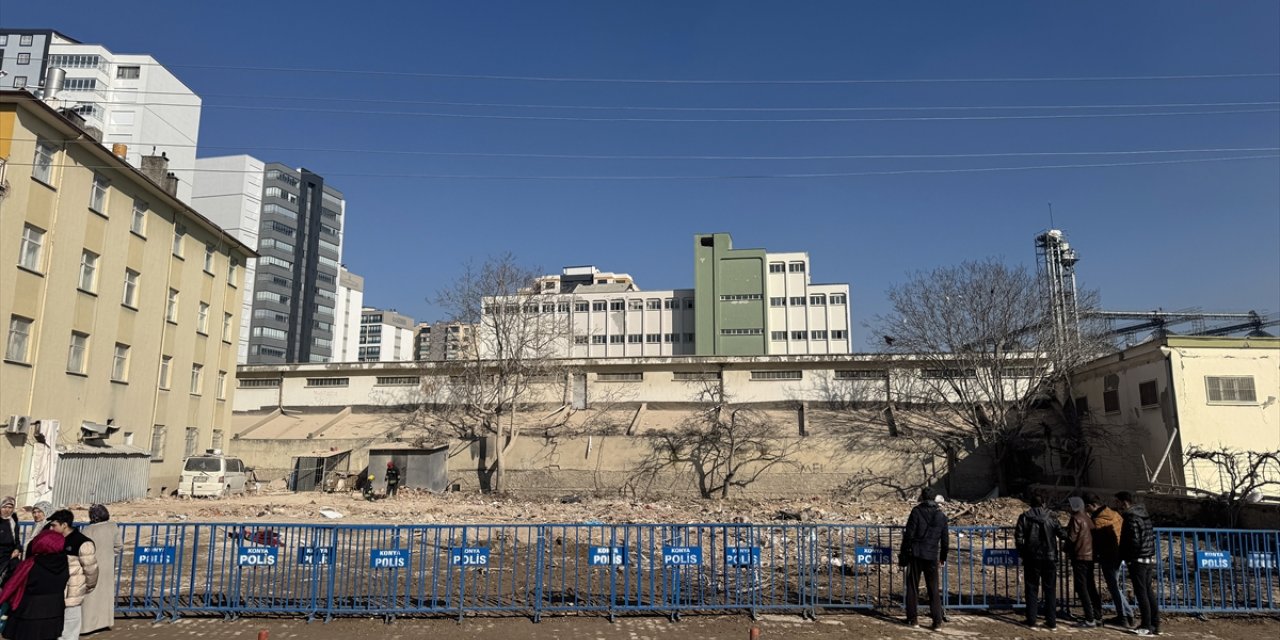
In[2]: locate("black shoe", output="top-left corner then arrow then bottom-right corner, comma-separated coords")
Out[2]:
929,623 -> 943,632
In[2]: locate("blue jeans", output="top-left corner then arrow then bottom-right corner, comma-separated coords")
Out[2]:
1099,559 -> 1131,619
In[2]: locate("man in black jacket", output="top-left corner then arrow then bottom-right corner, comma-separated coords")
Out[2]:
1014,492 -> 1066,629
1116,491 -> 1159,636
900,490 -> 949,630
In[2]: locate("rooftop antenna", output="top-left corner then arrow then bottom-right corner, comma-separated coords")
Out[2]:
1048,202 -> 1055,228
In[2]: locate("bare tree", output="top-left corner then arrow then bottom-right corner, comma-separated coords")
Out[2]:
412,254 -> 573,492
633,380 -> 801,500
869,259 -> 1113,495
1184,446 -> 1280,527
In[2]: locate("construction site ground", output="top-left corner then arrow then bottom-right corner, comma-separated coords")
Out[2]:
91,487 -> 1028,526
109,612 -> 1278,640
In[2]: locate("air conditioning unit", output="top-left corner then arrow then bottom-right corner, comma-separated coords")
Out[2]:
6,415 -> 31,435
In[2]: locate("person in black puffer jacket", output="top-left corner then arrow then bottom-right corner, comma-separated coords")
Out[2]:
1116,491 -> 1159,636
1014,492 -> 1066,629
899,490 -> 949,630
0,497 -> 22,587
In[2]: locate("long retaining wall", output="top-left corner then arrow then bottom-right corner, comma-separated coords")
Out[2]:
21,522 -> 1278,622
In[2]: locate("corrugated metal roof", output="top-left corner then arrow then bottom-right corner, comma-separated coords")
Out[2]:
57,442 -> 150,457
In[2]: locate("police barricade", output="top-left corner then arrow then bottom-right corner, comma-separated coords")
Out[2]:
809,525 -> 901,612
116,523 -> 199,620
1155,528 -> 1280,613
943,526 -> 1024,610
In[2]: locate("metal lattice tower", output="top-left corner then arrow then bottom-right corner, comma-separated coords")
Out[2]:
1035,229 -> 1081,347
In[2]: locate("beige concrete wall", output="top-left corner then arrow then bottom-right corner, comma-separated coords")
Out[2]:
0,101 -> 251,502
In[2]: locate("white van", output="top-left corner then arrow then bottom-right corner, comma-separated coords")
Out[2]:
178,450 -> 248,498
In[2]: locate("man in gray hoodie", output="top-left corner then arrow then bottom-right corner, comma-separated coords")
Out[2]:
1015,492 -> 1066,629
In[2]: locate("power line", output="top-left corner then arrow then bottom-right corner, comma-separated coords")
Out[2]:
15,137 -> 1278,161
12,154 -> 1277,180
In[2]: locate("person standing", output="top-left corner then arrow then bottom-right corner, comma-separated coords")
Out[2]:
385,461 -> 401,498
1116,492 -> 1159,636
899,490 -> 949,630
1015,492 -> 1065,630
1085,492 -> 1133,628
78,506 -> 119,635
1066,496 -> 1100,627
0,498 -> 22,586
45,511 -> 96,640
0,529 -> 69,640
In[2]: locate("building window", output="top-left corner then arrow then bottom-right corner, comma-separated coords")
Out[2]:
574,301 -> 589,312
19,35 -> 33,46
645,333 -> 661,343
628,299 -> 643,311
159,356 -> 172,390
663,298 -> 675,309
721,328 -> 763,335
610,300 -> 625,311
228,259 -> 239,284
811,330 -> 828,340
217,371 -> 227,400
831,330 -> 848,339
591,301 -> 607,312
609,335 -> 624,344
646,299 -> 661,310
684,333 -> 695,343
12,76 -> 27,89
172,228 -> 185,258
664,333 -> 680,343
720,294 -> 762,301
673,372 -> 721,381
222,313 -> 233,341
1135,380 -> 1159,408
203,245 -> 215,273
131,200 -> 147,236
788,262 -> 806,273
540,303 -> 555,314
791,331 -> 808,340
166,289 -> 179,323
89,174 -> 109,213
770,297 -> 785,307
922,368 -> 976,380
598,372 -> 643,382
111,343 -> 130,382
769,262 -> 785,273
150,426 -> 166,460
117,65 -> 141,79
211,429 -> 224,451
591,335 -> 606,345
1205,376 -> 1257,404
78,250 -> 99,292
770,331 -> 787,340
122,269 -> 140,308
1073,396 -> 1090,417
572,335 -> 588,345
829,294 -> 847,305
5,316 -> 32,363
835,370 -> 887,379
32,140 -> 56,184
305,377 -> 349,388
376,376 -> 420,386
16,52 -> 30,65
239,378 -> 281,388
197,303 -> 210,334
809,295 -> 827,306
751,370 -> 803,381
18,224 -> 44,272
789,297 -> 806,306
190,364 -> 204,394
66,332 -> 88,374
627,334 -> 643,344
184,427 -> 199,458
1102,389 -> 1120,414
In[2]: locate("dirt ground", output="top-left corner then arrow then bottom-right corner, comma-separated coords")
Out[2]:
77,488 -> 1029,526
107,612 -> 1280,640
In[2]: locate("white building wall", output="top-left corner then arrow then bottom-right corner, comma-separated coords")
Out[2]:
764,252 -> 850,355
191,155 -> 265,364
482,290 -> 697,359
48,38 -> 202,202
333,269 -> 364,363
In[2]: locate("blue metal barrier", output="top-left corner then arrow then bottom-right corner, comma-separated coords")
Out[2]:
13,521 -> 1280,621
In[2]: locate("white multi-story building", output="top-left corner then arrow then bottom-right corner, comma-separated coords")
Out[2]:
763,252 -> 851,355
333,269 -> 365,362
2,30 -> 202,202
359,308 -> 416,362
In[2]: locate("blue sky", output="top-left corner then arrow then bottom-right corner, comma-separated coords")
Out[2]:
6,1 -> 1278,345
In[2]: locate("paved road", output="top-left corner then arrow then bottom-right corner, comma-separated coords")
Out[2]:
104,613 -> 1278,640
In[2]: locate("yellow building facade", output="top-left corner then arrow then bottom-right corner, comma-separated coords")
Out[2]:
0,92 -> 255,503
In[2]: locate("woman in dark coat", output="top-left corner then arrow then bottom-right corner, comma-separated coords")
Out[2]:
0,529 -> 68,640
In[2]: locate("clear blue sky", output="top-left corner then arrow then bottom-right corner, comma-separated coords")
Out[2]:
7,1 -> 1278,345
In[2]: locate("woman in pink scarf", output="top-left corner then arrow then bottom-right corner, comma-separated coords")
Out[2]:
0,529 -> 68,640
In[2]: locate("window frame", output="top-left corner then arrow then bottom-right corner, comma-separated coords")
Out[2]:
66,331 -> 89,374
190,363 -> 204,395
111,343 -> 131,382
130,199 -> 147,236
159,355 -> 172,390
166,289 -> 179,323
5,315 -> 34,363
1205,375 -> 1258,405
78,249 -> 99,293
122,269 -> 141,308
18,224 -> 45,273
32,140 -> 57,185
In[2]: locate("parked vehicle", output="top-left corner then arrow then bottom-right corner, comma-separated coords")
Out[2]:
177,450 -> 248,498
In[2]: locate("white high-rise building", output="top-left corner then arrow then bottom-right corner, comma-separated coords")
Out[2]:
333,269 -> 365,362
1,30 -> 202,202
359,309 -> 417,362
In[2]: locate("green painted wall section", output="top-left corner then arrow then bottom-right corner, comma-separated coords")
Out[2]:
693,233 -> 767,356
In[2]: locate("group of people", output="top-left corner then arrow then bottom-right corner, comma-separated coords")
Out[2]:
0,498 -> 121,640
900,489 -> 1161,636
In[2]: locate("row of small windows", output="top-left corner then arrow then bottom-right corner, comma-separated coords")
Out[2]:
487,298 -> 695,314
770,330 -> 848,340
574,333 -> 695,345
768,262 -> 807,273
769,294 -> 847,307
719,294 -> 762,301
4,317 -> 224,398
